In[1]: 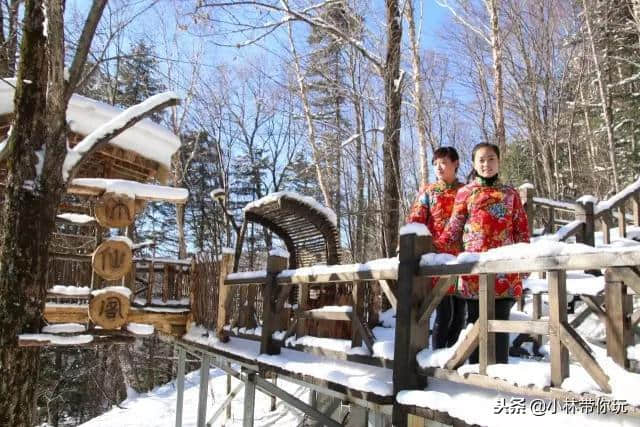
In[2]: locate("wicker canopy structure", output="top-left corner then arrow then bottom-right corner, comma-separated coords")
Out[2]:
243,192 -> 340,269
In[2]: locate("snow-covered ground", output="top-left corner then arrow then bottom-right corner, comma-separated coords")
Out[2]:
81,367 -> 310,427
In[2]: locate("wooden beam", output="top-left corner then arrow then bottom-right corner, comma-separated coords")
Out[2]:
604,270 -> 632,369
243,373 -> 256,427
197,355 -> 210,427
378,280 -> 398,310
444,321 -> 480,370
175,346 -> 186,427
609,267 -> 640,295
216,252 -> 234,339
206,382 -> 244,427
488,320 -> 548,335
579,295 -> 607,324
417,277 -> 455,325
351,312 -> 375,354
253,376 -> 343,427
558,322 -> 611,393
548,270 -> 569,387
479,274 -> 496,375
352,281 -> 365,349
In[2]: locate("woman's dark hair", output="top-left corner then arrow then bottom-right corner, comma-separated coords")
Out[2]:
467,143 -> 500,182
432,146 -> 459,164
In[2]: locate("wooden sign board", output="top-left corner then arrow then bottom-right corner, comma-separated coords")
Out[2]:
92,239 -> 133,281
89,291 -> 130,329
95,192 -> 136,228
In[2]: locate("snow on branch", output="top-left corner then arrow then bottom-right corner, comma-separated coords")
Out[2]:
62,91 -> 180,182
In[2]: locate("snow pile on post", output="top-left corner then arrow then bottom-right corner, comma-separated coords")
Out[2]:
399,222 -> 431,236
269,247 -> 290,258
18,334 -> 94,346
244,191 -> 337,227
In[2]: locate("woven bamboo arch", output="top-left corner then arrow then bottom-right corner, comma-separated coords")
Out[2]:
242,193 -> 340,269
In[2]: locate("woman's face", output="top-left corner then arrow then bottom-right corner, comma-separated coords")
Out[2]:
434,156 -> 458,183
473,146 -> 499,178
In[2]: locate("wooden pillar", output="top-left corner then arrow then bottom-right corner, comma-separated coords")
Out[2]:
548,270 -> 569,387
175,346 -> 186,427
91,224 -> 103,290
261,254 -> 287,355
548,207 -> 555,234
147,260 -> 155,305
216,252 -> 235,337
196,354 -> 211,427
479,274 -> 496,375
632,195 -> 640,227
604,270 -> 631,368
518,184 -> 535,237
270,376 -> 277,412
576,201 -> 595,247
392,232 -> 431,426
351,282 -> 365,349
601,215 -> 611,245
532,293 -> 543,347
163,264 -> 170,303
297,283 -> 310,339
243,372 -> 256,427
618,207 -> 627,239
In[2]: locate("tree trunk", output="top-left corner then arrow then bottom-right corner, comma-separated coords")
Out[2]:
486,0 -> 506,152
406,0 -> 430,186
382,0 -> 403,257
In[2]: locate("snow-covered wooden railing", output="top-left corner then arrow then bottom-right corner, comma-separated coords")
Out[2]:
392,230 -> 640,425
523,177 -> 640,244
223,255 -> 390,355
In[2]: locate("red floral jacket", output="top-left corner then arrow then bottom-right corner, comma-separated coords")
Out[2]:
407,180 -> 463,292
436,179 -> 530,299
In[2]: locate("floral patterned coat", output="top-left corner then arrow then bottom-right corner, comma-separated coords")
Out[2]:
407,180 -> 463,292
435,178 -> 530,299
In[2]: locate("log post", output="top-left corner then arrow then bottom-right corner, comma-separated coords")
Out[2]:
175,346 -> 186,427
260,254 -> 287,355
351,281 -> 365,349
216,252 -> 235,339
162,263 -> 170,303
392,231 -> 432,426
532,293 -> 542,347
91,224 -> 103,290
632,195 -> 640,227
601,214 -> 611,245
297,283 -> 310,339
548,207 -> 555,234
147,260 -> 154,305
576,200 -> 595,247
618,207 -> 627,239
479,273 -> 496,375
548,270 -> 569,387
243,372 -> 256,427
196,354 -> 210,427
604,269 -> 631,368
518,184 -> 535,236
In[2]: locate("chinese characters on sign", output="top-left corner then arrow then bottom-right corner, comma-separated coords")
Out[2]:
493,397 -> 629,416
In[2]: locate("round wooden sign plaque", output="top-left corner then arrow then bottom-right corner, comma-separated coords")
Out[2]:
95,192 -> 136,228
92,239 -> 133,281
89,291 -> 130,329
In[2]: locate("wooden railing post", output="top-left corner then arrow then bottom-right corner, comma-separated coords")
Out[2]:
216,252 -> 235,337
617,207 -> 627,238
147,260 -> 154,305
576,200 -> 595,246
392,231 -> 432,426
518,184 -> 535,236
548,270 -> 569,387
601,213 -> 612,245
351,281 -> 364,349
261,254 -> 287,355
604,269 -> 631,369
479,273 -> 496,375
632,195 -> 640,227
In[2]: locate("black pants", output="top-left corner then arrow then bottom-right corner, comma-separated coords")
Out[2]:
432,296 -> 467,349
467,298 -> 515,364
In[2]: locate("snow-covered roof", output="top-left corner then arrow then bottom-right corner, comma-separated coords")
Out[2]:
0,79 -> 180,171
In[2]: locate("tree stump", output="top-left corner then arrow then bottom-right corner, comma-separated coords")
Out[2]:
95,192 -> 136,228
89,291 -> 130,329
92,239 -> 133,281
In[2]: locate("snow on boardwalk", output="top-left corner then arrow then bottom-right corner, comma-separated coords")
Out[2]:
398,378 -> 640,427
81,367 -> 309,427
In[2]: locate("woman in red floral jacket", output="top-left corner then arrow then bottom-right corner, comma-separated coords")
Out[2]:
407,146 -> 466,349
436,143 -> 530,363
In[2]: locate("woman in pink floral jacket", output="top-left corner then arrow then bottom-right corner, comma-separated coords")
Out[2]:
407,146 -> 466,349
436,143 -> 530,363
